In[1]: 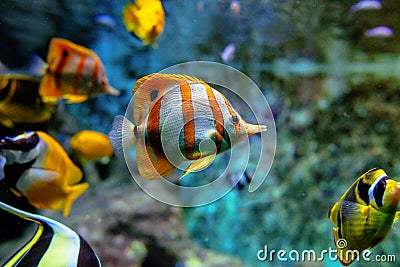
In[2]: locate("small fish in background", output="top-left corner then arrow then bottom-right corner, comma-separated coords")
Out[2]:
328,168 -> 400,266
109,73 -> 266,180
0,131 -> 88,217
232,171 -> 251,190
197,1 -> 205,12
0,201 -> 101,266
364,26 -> 393,38
94,14 -> 117,28
0,60 -> 8,74
350,0 -> 382,13
39,38 -> 120,104
0,74 -> 57,128
230,0 -> 241,14
220,43 -> 235,63
122,0 -> 165,46
70,130 -> 114,165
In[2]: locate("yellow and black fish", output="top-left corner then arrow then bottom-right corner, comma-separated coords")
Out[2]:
329,168 -> 400,266
0,200 -> 101,266
122,0 -> 165,46
40,38 -> 119,103
0,131 -> 88,217
109,73 -> 266,180
0,74 -> 57,128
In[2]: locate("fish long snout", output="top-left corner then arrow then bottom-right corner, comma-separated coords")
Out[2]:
106,85 -> 120,96
244,123 -> 267,136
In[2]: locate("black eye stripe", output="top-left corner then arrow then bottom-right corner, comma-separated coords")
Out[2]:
373,177 -> 388,207
357,179 -> 370,204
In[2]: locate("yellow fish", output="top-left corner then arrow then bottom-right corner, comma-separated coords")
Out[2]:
40,38 -> 119,103
0,201 -> 101,266
109,73 -> 266,180
0,74 -> 57,128
0,131 -> 88,217
329,168 -> 400,266
70,130 -> 114,164
122,0 -> 165,46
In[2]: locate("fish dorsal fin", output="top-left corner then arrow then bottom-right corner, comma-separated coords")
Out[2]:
132,73 -> 204,125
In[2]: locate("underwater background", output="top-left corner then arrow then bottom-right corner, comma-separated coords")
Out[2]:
1,0 -> 400,266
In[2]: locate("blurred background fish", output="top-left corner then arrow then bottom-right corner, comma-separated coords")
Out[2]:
122,0 -> 165,46
329,168 -> 400,266
230,0 -> 241,14
1,131 -> 88,217
70,130 -> 113,165
39,38 -> 120,103
0,201 -> 101,267
364,26 -> 393,38
0,74 -> 57,129
94,14 -> 117,29
350,0 -> 382,13
109,73 -> 266,180
220,43 -> 235,63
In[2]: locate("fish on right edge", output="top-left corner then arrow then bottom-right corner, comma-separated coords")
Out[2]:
0,201 -> 101,267
329,168 -> 400,266
108,73 -> 266,180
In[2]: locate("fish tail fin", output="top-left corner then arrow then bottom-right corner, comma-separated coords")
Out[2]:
28,54 -> 48,77
63,183 -> 89,217
108,115 -> 136,157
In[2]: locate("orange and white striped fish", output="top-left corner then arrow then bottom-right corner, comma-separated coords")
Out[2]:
108,73 -> 266,180
40,38 -> 119,103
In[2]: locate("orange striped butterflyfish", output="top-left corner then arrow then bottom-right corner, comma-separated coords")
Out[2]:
0,131 -> 88,217
329,168 -> 400,266
122,0 -> 165,46
40,38 -> 119,103
108,73 -> 266,180
0,74 -> 57,128
0,201 -> 101,266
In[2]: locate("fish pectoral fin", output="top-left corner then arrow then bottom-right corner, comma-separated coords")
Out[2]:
180,154 -> 216,180
341,200 -> 366,219
63,182 -> 89,217
136,140 -> 176,180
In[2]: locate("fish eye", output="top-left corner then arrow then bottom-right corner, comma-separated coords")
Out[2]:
373,177 -> 387,207
62,50 -> 69,58
232,115 -> 239,124
150,90 -> 159,101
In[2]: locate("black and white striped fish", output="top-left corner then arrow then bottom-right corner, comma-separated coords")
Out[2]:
109,73 -> 266,180
0,201 -> 101,267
